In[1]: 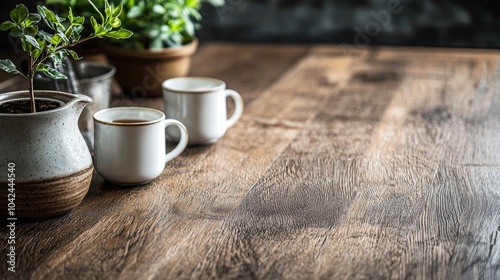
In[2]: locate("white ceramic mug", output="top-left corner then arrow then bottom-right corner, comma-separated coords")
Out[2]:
162,77 -> 244,145
93,107 -> 188,185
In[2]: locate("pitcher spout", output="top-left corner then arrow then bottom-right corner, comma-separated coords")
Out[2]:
64,93 -> 92,115
74,94 -> 92,104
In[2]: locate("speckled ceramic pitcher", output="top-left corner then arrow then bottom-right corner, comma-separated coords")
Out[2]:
0,90 -> 93,219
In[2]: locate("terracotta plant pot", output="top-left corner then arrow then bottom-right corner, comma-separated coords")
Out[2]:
105,39 -> 198,97
0,91 -> 93,219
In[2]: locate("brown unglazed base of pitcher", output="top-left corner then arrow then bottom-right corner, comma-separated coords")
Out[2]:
0,165 -> 93,219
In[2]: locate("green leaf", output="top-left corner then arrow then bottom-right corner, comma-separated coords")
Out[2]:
51,34 -> 62,45
91,16 -> 107,37
169,19 -> 184,32
64,26 -> 73,38
105,0 -> 112,18
36,63 -> 67,79
43,8 -> 60,25
38,30 -> 53,43
10,5 -> 28,24
37,6 -> 55,30
186,0 -> 201,8
30,48 -> 43,60
68,7 -> 74,22
9,26 -> 23,37
184,20 -> 195,36
66,49 -> 82,60
104,28 -> 133,39
26,14 -> 41,26
96,26 -> 107,36
112,4 -> 123,18
152,4 -> 166,15
73,16 -> 84,25
71,25 -> 83,41
36,6 -> 46,17
109,18 -> 121,28
205,0 -> 224,6
150,37 -> 163,50
90,16 -> 99,33
0,59 -> 21,75
23,34 -> 41,50
25,25 -> 39,36
0,21 -> 17,31
33,39 -> 44,55
187,7 -> 202,21
160,25 -> 170,34
49,50 -> 67,66
166,32 -> 183,47
57,29 -> 70,44
103,23 -> 113,31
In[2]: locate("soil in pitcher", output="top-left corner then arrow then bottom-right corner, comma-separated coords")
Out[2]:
0,99 -> 61,114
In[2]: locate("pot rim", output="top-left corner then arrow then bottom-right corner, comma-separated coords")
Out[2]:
35,61 -> 116,83
0,90 -> 91,116
104,38 -> 198,59
72,61 -> 116,83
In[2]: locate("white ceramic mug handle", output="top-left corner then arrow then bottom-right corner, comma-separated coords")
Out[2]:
164,119 -> 188,163
225,89 -> 244,129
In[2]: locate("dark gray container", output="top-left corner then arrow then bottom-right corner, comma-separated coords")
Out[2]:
74,61 -> 115,141
35,60 -> 115,149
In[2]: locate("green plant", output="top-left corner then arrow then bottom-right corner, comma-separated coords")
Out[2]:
0,0 -> 132,113
110,0 -> 224,50
41,0 -> 223,50
43,0 -> 105,38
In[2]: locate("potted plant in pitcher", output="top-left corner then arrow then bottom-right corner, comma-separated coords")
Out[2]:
104,0 -> 224,97
0,0 -> 131,218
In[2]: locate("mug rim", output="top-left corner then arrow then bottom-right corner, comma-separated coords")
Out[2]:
94,106 -> 165,126
162,77 -> 226,94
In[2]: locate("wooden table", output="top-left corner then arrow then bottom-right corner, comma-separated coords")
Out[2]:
1,44 -> 500,279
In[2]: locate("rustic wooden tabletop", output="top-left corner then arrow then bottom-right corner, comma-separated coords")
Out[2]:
1,43 -> 500,279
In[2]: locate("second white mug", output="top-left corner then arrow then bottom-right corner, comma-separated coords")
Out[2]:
162,77 -> 244,145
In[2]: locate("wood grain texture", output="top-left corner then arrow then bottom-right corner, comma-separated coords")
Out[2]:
1,45 -> 500,280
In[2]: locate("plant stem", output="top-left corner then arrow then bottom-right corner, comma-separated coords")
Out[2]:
28,57 -> 36,113
25,35 -> 97,113
87,0 -> 105,23
26,35 -> 97,113
53,35 -> 97,56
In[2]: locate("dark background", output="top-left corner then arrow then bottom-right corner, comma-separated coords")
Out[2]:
2,0 -> 500,52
